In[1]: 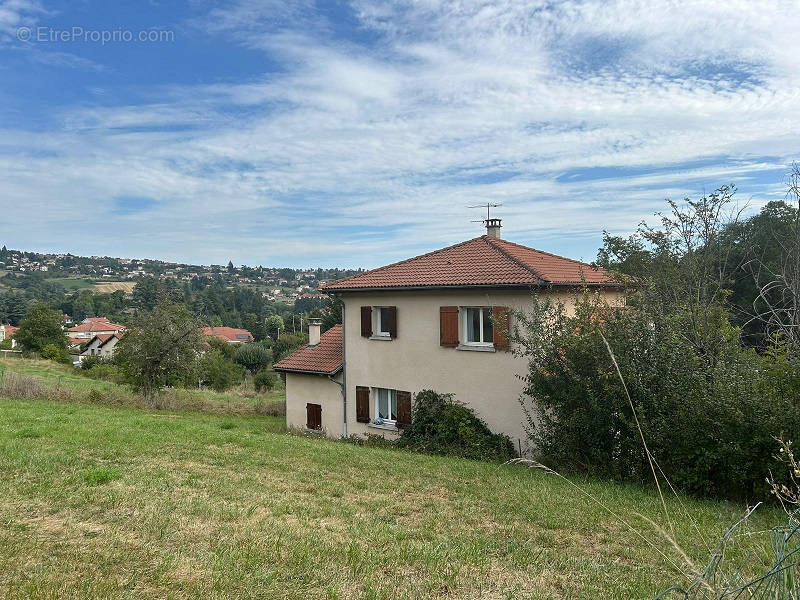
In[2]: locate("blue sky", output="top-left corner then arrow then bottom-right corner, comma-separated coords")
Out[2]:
0,1 -> 798,268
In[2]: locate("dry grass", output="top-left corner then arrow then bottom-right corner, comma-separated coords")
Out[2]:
0,396 -> 783,599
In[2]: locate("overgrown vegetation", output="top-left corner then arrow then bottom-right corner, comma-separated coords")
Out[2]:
516,178 -> 800,501
397,389 -> 516,461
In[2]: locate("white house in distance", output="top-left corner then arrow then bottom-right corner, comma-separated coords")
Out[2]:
0,324 -> 19,348
82,333 -> 124,359
274,219 -> 625,452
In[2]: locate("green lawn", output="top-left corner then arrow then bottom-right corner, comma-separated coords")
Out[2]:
48,277 -> 95,291
0,394 -> 782,599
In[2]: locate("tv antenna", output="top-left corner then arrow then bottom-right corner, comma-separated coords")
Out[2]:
468,202 -> 502,223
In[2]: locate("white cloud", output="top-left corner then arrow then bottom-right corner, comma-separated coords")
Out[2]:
1,0 -> 799,267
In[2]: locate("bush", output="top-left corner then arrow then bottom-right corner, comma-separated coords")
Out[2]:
200,350 -> 244,392
514,294 -> 800,500
40,343 -> 71,364
80,355 -> 104,370
234,343 -> 272,374
272,334 -> 307,362
253,368 -> 277,392
397,389 -> 516,461
84,363 -> 120,382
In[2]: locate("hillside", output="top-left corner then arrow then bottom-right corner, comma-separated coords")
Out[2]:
0,369 -> 782,599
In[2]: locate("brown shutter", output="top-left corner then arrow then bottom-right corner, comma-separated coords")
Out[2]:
493,306 -> 510,350
360,306 -> 372,337
306,403 -> 322,430
396,391 -> 412,427
356,386 -> 370,423
440,306 -> 459,347
388,306 -> 397,339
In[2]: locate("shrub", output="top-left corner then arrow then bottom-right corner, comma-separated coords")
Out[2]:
397,389 -> 516,461
514,293 -> 800,500
200,350 -> 244,392
81,355 -> 104,370
40,343 -> 71,364
253,368 -> 277,392
234,343 -> 273,374
272,334 -> 307,362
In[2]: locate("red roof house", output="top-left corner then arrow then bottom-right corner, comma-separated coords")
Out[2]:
320,234 -> 618,291
202,326 -> 254,344
274,325 -> 342,375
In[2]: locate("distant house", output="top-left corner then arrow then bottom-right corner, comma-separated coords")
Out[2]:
275,219 -> 625,451
66,317 -> 126,340
0,324 -> 19,348
202,326 -> 254,344
81,333 -> 124,359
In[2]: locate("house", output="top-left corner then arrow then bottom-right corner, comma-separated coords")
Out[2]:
275,219 -> 624,451
67,317 -> 126,340
202,326 -> 254,344
81,333 -> 124,359
0,324 -> 19,348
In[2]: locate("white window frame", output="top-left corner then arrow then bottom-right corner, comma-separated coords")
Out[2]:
462,307 -> 494,347
374,306 -> 392,337
373,387 -> 397,423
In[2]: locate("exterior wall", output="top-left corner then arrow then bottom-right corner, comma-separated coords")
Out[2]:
99,336 -> 120,358
341,287 -> 624,451
285,371 -> 344,437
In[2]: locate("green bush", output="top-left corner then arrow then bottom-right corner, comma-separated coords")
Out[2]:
515,294 -> 800,500
397,389 -> 516,462
234,343 -> 272,374
40,343 -> 71,364
80,355 -> 104,370
253,368 -> 277,392
84,363 -> 120,382
200,350 -> 244,392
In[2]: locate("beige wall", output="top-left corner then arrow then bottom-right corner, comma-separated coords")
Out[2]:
285,371 -> 344,437
341,287 -> 624,451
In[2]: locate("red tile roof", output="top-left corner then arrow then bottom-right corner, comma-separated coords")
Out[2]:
87,333 -> 123,347
67,318 -> 126,333
274,325 -> 343,375
319,235 -> 619,291
202,327 -> 254,343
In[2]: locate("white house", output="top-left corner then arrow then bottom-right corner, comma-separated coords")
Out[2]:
274,219 -> 624,452
81,333 -> 124,359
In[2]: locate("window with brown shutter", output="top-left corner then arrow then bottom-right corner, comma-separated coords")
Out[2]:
355,386 -> 370,423
360,306 -> 372,337
387,306 -> 397,338
440,306 -> 459,347
396,391 -> 412,427
306,403 -> 322,430
493,306 -> 510,350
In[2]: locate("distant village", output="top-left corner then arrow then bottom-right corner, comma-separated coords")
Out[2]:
0,245 -> 359,304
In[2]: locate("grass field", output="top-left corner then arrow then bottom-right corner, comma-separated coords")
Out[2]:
0,362 -> 784,599
48,277 -> 96,291
0,356 -> 286,415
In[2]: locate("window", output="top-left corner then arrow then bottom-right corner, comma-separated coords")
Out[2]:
376,307 -> 391,337
463,307 -> 493,345
374,388 -> 397,422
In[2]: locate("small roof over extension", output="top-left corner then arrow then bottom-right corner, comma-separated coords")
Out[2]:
274,325 -> 342,376
319,235 -> 619,292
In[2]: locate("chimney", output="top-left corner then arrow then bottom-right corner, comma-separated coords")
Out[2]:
485,218 -> 502,239
308,318 -> 322,346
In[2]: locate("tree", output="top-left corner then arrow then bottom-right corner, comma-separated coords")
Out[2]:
14,303 -> 67,353
227,260 -> 235,274
598,185 -> 746,368
200,350 -> 244,392
233,343 -> 272,375
115,302 -> 205,399
265,315 -> 284,339
745,164 -> 800,357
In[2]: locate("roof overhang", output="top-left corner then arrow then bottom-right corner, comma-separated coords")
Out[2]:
320,281 -> 625,294
273,364 -> 342,376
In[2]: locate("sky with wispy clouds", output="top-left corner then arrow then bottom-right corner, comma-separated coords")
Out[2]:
1,0 -> 798,268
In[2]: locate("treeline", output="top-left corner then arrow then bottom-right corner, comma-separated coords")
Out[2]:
0,275 -> 335,340
517,174 -> 800,501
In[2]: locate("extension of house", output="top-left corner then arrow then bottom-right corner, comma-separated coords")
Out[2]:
274,219 -> 624,452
